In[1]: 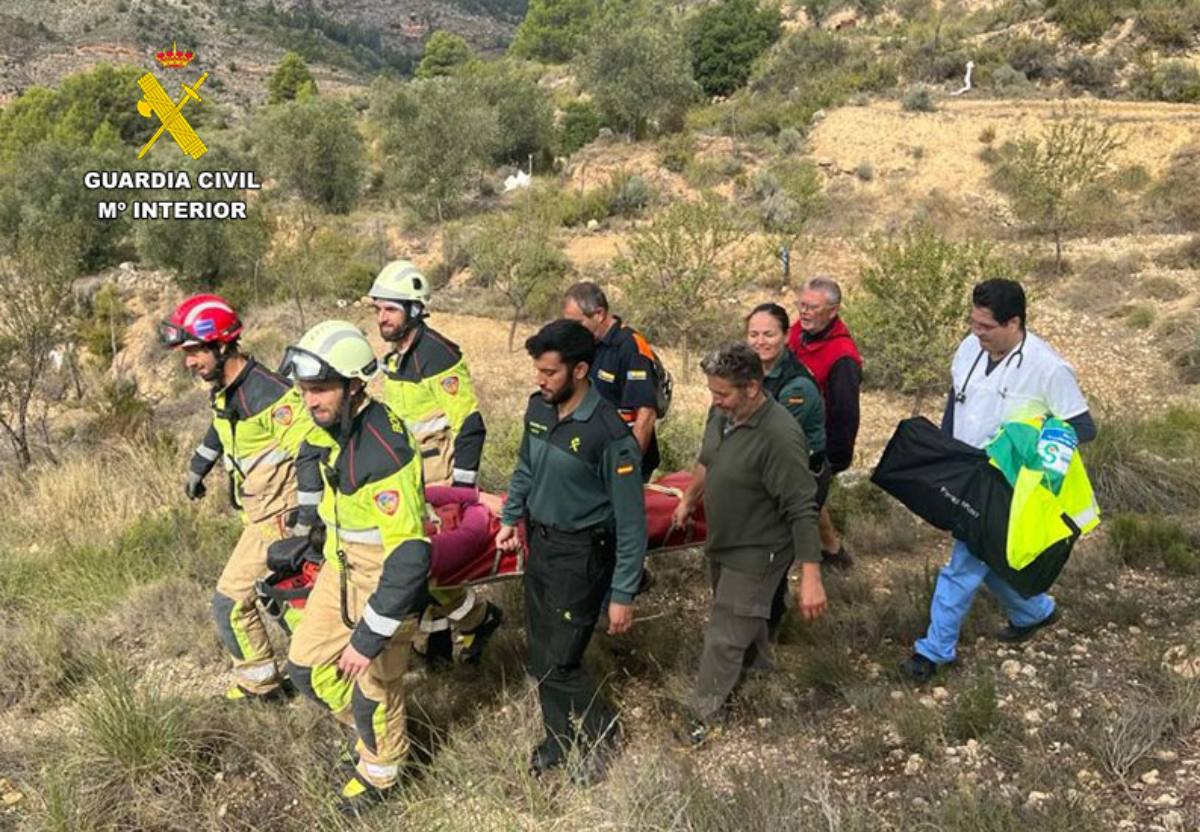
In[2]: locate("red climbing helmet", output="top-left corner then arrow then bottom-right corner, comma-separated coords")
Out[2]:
158,294 -> 243,348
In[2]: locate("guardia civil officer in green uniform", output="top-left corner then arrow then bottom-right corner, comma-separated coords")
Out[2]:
368,260 -> 500,666
496,319 -> 647,781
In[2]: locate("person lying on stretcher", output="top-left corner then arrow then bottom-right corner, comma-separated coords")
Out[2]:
258,473 -> 705,622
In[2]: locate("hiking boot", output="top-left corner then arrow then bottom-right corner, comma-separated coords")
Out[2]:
336,774 -> 393,817
413,628 -> 454,671
898,652 -> 938,684
996,607 -> 1061,644
529,741 -> 566,778
821,546 -> 854,571
458,602 -> 504,665
571,731 -> 623,787
223,677 -> 295,704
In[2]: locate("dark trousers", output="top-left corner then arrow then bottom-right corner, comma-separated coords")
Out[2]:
768,455 -> 831,636
524,520 -> 617,763
690,556 -> 792,722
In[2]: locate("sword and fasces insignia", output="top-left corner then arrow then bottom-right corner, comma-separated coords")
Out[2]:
136,42 -> 208,160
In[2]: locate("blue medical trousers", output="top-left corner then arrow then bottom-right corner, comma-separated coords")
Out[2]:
914,539 -> 1056,665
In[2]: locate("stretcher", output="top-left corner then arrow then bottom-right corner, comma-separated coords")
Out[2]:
257,472 -> 707,617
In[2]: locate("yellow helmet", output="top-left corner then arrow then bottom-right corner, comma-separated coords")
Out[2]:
369,260 -> 430,305
282,320 -> 378,382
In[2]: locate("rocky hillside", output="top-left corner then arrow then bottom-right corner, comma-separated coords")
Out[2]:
0,0 -> 523,104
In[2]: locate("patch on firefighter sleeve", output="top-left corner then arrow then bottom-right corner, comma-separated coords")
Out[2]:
627,370 -> 648,381
786,396 -> 805,406
272,405 -> 294,426
616,462 -> 635,476
441,376 -> 460,396
375,490 -> 400,515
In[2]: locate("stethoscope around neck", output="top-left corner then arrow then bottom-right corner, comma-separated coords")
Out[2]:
955,333 -> 1027,404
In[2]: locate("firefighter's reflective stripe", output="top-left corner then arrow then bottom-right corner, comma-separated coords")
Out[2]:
363,604 -> 403,637
196,443 -> 220,461
236,661 -> 279,684
236,446 -> 291,472
297,489 -> 322,506
338,527 -> 384,546
446,587 -> 476,621
451,467 -> 477,485
408,414 -> 450,437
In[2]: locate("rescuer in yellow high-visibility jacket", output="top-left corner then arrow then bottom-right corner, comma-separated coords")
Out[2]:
161,293 -> 316,702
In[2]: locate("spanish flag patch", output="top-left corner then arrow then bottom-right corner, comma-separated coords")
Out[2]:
616,463 -> 635,475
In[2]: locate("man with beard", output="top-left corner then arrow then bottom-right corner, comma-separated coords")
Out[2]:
160,294 -> 316,702
281,320 -> 431,815
496,319 -> 647,783
368,260 -> 500,666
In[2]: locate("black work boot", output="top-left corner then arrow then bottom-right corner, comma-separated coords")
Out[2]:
337,774 -> 393,817
414,629 -> 454,671
898,652 -> 938,684
996,607 -> 1061,644
458,603 -> 504,665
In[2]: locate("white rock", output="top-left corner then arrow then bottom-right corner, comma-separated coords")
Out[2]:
1158,810 -> 1184,832
1024,709 -> 1043,724
1020,663 -> 1038,678
1128,625 -> 1142,635
1001,659 -> 1022,679
586,219 -> 600,231
932,686 -> 949,701
1024,791 -> 1051,810
919,696 -> 937,709
1154,750 -> 1179,763
1150,794 -> 1180,808
904,754 -> 924,775
1141,769 -> 1160,786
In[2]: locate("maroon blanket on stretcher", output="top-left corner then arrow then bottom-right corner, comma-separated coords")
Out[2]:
431,471 -> 707,587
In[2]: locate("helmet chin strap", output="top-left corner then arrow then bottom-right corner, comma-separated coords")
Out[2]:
385,301 -> 426,344
338,381 -> 366,437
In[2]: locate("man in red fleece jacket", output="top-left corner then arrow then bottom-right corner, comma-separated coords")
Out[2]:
788,275 -> 862,570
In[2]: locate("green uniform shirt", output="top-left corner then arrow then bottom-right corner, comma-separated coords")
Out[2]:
698,397 -> 820,572
501,385 -> 647,604
763,350 -> 826,456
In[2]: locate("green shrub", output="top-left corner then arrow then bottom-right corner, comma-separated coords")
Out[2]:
947,672 -> 1000,741
88,376 -> 154,439
902,84 -> 936,112
990,63 -> 1029,90
847,224 -> 1008,396
1049,0 -> 1120,43
1000,35 -> 1058,80
79,283 -> 130,365
855,161 -> 874,181
893,698 -> 944,754
556,99 -> 602,156
1138,0 -> 1200,48
657,132 -> 694,173
1125,304 -> 1156,329
65,666 -> 231,826
1060,53 -> 1119,93
1109,513 -> 1197,573
777,126 -> 804,154
1086,407 -> 1200,513
686,0 -> 781,97
1133,59 -> 1200,103
1141,274 -> 1186,301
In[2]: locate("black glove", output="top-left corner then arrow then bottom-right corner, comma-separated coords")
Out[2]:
185,471 -> 207,501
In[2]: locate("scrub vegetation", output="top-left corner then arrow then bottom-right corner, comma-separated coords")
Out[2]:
4,0 -> 1200,827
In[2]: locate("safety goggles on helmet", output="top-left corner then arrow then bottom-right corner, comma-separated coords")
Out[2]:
158,320 -> 190,348
280,347 -> 340,382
